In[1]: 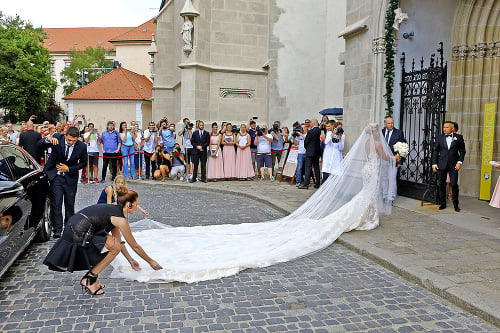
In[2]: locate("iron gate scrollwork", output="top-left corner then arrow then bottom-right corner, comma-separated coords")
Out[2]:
398,43 -> 447,203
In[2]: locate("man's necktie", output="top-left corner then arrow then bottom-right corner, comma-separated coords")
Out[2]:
385,130 -> 390,143
446,134 -> 452,137
199,130 -> 203,137
64,144 -> 70,161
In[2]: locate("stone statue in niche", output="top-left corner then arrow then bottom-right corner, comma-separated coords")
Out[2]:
181,17 -> 194,54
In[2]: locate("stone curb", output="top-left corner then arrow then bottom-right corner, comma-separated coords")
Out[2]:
130,179 -> 500,328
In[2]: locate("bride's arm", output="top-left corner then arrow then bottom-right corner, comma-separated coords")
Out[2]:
375,142 -> 393,161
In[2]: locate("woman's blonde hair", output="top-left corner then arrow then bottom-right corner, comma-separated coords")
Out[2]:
113,175 -> 127,202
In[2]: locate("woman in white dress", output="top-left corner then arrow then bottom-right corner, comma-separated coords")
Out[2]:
321,120 -> 344,183
110,124 -> 396,283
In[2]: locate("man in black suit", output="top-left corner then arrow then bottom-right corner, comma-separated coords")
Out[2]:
39,126 -> 88,237
431,121 -> 466,212
18,120 -> 42,163
190,121 -> 210,183
299,119 -> 322,189
381,117 -> 404,201
382,117 -> 405,165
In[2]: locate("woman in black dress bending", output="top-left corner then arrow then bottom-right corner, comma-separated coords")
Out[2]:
44,190 -> 162,295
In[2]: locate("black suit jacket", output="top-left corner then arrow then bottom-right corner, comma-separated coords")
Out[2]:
18,129 -> 43,162
431,133 -> 466,170
304,126 -> 322,158
39,134 -> 88,182
191,130 -> 210,154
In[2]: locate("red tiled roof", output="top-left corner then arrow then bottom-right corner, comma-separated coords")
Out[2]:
43,27 -> 132,52
63,67 -> 152,101
109,18 -> 156,43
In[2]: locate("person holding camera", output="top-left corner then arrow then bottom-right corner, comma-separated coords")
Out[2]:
169,143 -> 186,180
159,120 -> 176,154
178,118 -> 194,178
143,121 -> 158,180
44,190 -> 162,295
100,121 -> 121,182
321,120 -> 344,183
270,121 -> 284,173
253,125 -> 274,181
151,145 -> 171,181
83,123 -> 100,183
222,123 -> 237,179
292,123 -> 307,186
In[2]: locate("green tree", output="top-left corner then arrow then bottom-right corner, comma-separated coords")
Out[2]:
0,12 -> 56,123
60,46 -> 114,95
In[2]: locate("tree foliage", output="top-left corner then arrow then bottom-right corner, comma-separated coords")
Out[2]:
0,12 -> 56,123
60,46 -> 114,95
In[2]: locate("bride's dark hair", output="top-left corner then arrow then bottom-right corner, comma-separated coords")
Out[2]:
117,190 -> 138,208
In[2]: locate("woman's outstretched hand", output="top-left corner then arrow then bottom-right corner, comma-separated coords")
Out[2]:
149,260 -> 163,270
129,258 -> 141,271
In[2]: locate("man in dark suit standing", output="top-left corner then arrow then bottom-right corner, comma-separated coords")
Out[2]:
39,126 -> 88,237
381,117 -> 404,201
299,119 -> 322,189
382,116 -> 405,165
190,121 -> 210,183
18,120 -> 42,163
431,121 -> 466,212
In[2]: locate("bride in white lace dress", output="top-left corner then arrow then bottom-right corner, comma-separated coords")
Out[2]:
110,124 -> 397,283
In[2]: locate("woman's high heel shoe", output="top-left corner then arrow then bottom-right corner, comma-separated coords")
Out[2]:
80,270 -> 105,295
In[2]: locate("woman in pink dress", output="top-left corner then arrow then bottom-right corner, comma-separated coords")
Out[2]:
489,162 -> 500,208
207,122 -> 225,181
235,124 -> 255,180
221,123 -> 237,179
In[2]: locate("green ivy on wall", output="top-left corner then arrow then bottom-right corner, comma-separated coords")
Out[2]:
383,0 -> 399,117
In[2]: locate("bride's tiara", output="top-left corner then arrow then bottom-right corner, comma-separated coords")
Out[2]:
364,123 -> 380,134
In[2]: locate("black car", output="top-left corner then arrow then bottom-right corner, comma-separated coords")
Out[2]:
0,140 -> 51,277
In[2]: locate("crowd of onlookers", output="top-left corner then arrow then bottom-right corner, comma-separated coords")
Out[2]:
1,114 -> 345,188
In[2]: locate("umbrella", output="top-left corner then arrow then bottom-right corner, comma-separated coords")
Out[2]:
319,108 -> 343,116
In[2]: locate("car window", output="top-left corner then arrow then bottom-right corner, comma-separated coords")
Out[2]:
0,147 -> 37,180
0,153 -> 13,181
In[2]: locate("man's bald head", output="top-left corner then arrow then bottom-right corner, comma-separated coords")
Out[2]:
311,119 -> 319,126
26,121 -> 35,129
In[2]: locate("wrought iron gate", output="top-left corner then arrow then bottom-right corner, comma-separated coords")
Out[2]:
398,43 -> 447,202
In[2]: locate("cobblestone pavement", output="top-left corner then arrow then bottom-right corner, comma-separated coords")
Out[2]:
0,182 -> 497,332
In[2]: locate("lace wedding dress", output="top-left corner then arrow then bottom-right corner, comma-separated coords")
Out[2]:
110,124 -> 396,283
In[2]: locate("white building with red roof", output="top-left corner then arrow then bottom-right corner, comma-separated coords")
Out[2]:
63,67 -> 152,131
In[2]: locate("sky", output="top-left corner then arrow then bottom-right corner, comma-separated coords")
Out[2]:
1,0 -> 161,28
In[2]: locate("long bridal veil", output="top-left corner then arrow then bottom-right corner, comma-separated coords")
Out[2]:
110,124 -> 397,283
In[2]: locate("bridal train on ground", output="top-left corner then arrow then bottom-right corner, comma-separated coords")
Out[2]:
110,124 -> 397,283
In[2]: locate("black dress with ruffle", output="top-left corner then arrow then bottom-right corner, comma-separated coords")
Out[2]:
43,204 -> 124,272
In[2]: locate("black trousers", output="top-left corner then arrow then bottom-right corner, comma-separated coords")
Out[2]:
192,151 -> 207,181
102,152 -> 118,181
303,155 -> 320,187
144,152 -> 157,179
438,167 -> 459,207
50,175 -> 77,232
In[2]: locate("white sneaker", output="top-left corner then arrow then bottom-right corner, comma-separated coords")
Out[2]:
179,176 -> 184,181
260,176 -> 264,181
270,176 -> 275,182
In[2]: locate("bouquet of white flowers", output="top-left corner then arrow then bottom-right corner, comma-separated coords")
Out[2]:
393,142 -> 409,157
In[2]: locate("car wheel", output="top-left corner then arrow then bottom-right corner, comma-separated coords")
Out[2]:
35,197 -> 52,242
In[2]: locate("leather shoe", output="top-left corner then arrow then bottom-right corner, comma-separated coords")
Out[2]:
53,231 -> 62,238
298,185 -> 309,189
314,184 -> 320,189
454,206 -> 460,212
201,179 -> 207,183
189,179 -> 197,183
438,204 -> 446,210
